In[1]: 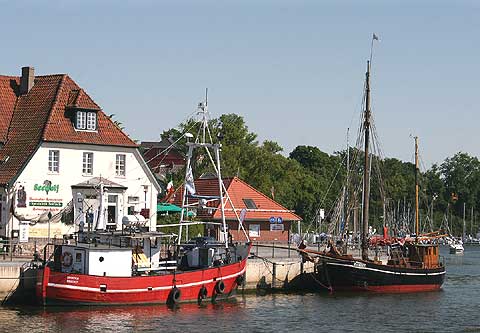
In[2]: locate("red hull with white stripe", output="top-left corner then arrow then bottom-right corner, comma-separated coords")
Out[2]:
36,258 -> 247,305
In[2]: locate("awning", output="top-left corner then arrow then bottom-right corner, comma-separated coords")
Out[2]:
157,203 -> 195,217
157,203 -> 182,213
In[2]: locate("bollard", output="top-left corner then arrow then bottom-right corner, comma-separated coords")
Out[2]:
272,242 -> 275,258
272,262 -> 277,289
288,242 -> 291,258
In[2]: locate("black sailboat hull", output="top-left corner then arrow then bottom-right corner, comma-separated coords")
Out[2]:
314,255 -> 445,293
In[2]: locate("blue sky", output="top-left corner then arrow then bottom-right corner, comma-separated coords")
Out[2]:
2,0 -> 479,168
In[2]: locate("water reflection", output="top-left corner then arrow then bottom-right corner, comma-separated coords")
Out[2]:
0,245 -> 479,332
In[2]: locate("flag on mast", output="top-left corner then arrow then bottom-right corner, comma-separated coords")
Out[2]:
373,33 -> 380,41
185,166 -> 196,195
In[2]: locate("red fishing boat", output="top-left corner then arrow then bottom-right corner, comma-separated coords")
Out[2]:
36,236 -> 250,305
36,98 -> 251,305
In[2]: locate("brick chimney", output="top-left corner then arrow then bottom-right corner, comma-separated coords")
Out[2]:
20,66 -> 35,95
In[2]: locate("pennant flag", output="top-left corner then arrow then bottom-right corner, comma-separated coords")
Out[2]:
239,208 -> 247,231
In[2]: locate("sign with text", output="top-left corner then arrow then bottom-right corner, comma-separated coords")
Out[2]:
270,224 -> 284,231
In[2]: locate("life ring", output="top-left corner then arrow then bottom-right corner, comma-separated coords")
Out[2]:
61,251 -> 73,267
215,280 -> 225,294
168,287 -> 181,304
197,286 -> 208,305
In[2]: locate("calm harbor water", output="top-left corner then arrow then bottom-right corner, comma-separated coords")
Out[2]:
1,245 -> 479,333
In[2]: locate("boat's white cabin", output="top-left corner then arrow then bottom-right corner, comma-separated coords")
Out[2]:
57,244 -> 132,277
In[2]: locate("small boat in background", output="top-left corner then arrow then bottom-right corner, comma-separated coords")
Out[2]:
449,238 -> 464,254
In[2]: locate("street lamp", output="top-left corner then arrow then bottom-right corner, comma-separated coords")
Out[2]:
47,211 -> 52,244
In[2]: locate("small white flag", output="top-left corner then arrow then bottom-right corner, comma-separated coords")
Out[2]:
185,166 -> 196,195
373,33 -> 380,41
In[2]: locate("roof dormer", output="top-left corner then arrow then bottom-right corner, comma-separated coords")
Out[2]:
74,109 -> 98,131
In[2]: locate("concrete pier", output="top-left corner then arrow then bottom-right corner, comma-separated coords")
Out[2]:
245,257 -> 314,290
244,243 -> 315,291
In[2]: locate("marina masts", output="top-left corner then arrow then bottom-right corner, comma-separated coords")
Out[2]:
361,61 -> 371,261
415,136 -> 419,236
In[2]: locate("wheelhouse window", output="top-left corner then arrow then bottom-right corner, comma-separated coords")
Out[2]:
75,110 -> 97,131
243,198 -> 257,209
116,154 -> 126,176
48,150 -> 60,173
82,152 -> 93,175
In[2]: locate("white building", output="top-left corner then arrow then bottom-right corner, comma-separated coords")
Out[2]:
0,67 -> 160,247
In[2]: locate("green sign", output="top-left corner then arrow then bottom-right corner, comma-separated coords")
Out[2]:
29,201 -> 62,207
33,183 -> 59,193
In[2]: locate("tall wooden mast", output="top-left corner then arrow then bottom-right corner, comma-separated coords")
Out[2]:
361,61 -> 371,261
415,136 -> 420,236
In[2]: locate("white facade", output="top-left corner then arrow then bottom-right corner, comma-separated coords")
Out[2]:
1,142 -> 159,239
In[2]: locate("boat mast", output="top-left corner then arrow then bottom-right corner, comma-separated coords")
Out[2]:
361,61 -> 371,261
343,128 -> 350,235
415,136 -> 419,236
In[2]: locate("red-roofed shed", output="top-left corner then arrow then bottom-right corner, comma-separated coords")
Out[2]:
172,177 -> 302,243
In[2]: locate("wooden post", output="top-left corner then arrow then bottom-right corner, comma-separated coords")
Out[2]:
272,262 -> 277,289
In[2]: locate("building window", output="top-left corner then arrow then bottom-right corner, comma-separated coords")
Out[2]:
128,196 -> 139,204
48,150 -> 60,173
76,112 -> 86,129
82,152 -> 93,175
249,224 -> 260,237
243,198 -> 257,209
75,111 -> 97,130
86,112 -> 96,130
116,154 -> 126,176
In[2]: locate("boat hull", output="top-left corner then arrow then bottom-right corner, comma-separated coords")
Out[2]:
314,256 -> 445,293
36,258 -> 247,305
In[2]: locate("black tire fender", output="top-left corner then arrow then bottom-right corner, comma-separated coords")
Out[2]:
236,274 -> 245,286
197,286 -> 208,305
168,287 -> 181,304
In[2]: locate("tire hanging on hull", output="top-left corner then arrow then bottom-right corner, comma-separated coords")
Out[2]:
167,287 -> 181,305
197,286 -> 208,305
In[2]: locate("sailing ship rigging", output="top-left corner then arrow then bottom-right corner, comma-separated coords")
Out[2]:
301,38 -> 446,292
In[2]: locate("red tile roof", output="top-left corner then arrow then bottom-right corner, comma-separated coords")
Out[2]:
0,76 -> 19,143
43,76 -> 135,146
172,177 -> 302,221
0,72 -> 137,186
